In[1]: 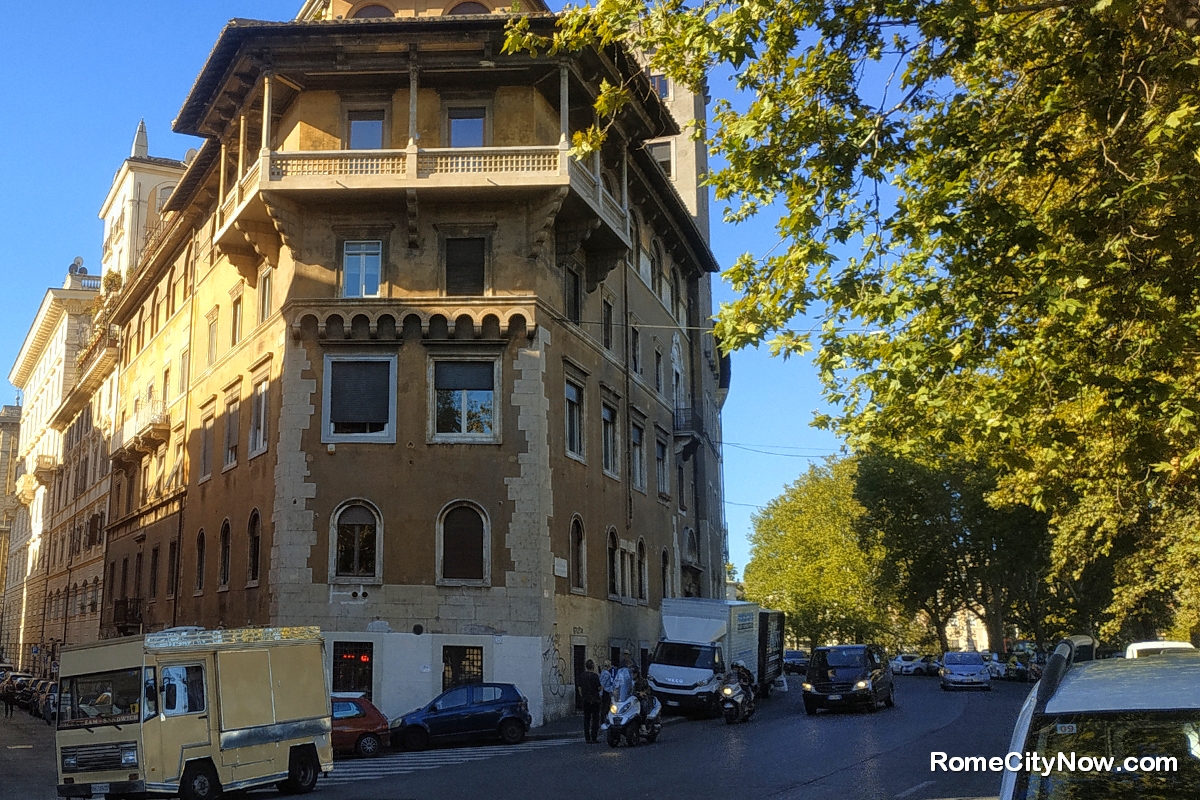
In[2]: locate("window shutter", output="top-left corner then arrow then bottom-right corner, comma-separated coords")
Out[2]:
443,506 -> 484,580
434,362 -> 493,391
330,361 -> 391,424
445,238 -> 486,296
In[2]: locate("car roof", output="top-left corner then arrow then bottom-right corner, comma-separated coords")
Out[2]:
1124,640 -> 1194,658
816,644 -> 867,651
1044,652 -> 1200,714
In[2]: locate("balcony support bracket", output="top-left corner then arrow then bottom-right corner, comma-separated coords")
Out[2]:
529,187 -> 568,261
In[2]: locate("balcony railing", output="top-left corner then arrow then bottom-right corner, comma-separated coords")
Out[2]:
34,454 -> 57,485
673,407 -> 704,436
76,324 -> 121,374
113,400 -> 170,456
271,149 -> 409,180
106,598 -> 143,632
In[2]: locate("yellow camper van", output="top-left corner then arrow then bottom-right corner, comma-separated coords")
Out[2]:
55,627 -> 333,799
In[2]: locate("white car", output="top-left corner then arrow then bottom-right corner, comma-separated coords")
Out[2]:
998,637 -> 1200,799
1124,640 -> 1195,658
890,653 -> 921,674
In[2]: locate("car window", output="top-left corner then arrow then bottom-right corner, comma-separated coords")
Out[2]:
471,685 -> 502,704
436,687 -> 470,711
161,665 -> 205,716
332,700 -> 363,720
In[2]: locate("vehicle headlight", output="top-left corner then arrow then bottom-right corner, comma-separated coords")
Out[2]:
120,746 -> 138,767
722,686 -> 733,696
854,680 -> 869,690
610,704 -> 619,715
801,682 -> 813,691
61,754 -> 77,771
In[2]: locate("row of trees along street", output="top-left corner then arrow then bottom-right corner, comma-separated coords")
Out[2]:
506,0 -> 1200,646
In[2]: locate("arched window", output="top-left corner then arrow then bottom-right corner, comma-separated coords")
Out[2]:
570,519 -> 585,591
219,521 -> 231,588
247,510 -> 261,584
661,549 -> 671,600
686,528 -> 699,565
650,243 -> 663,297
352,4 -> 395,17
440,504 -> 487,583
607,530 -> 619,597
671,269 -> 684,321
335,503 -> 378,579
71,583 -> 79,615
447,1 -> 490,13
90,577 -> 99,612
195,530 -> 206,592
637,540 -> 647,601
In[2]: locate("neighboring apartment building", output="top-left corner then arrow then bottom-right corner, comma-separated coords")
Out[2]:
0,405 -> 21,661
94,0 -> 728,723
3,270 -> 99,675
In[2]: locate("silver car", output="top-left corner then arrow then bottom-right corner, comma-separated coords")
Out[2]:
940,651 -> 991,690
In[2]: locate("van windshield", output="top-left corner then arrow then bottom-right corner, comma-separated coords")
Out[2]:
59,667 -> 156,729
653,643 -> 718,670
812,649 -> 866,670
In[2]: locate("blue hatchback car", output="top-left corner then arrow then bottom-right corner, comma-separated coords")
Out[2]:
391,683 -> 532,751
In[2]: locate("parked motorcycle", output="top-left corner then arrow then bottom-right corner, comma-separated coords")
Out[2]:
602,695 -> 662,747
720,675 -> 754,724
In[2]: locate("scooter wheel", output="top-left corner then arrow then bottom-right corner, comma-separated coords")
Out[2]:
607,730 -> 621,748
724,708 -> 739,725
645,731 -> 658,743
626,728 -> 640,747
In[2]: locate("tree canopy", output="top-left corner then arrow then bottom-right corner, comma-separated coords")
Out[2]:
507,1 -> 1200,640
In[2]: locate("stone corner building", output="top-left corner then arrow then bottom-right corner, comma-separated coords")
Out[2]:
39,0 -> 730,724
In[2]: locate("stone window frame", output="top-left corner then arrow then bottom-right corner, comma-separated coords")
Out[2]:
426,348 -> 503,445
436,223 -> 496,298
328,497 -> 385,586
322,353 -> 398,445
569,515 -> 586,595
341,96 -> 393,151
439,94 -> 495,148
436,499 -> 492,588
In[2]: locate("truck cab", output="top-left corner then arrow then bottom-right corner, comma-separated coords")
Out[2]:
648,640 -> 725,714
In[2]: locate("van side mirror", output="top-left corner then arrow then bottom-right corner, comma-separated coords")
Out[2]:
163,683 -> 177,711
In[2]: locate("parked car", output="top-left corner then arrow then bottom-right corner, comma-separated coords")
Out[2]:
890,653 -> 921,675
331,693 -> 391,757
801,644 -> 895,715
1124,640 -> 1195,658
998,638 -> 1200,799
903,655 -> 940,676
32,681 -> 56,716
36,682 -> 59,720
391,683 -> 532,751
783,649 -> 809,674
984,652 -> 1005,679
940,652 -> 991,691
19,678 -> 47,710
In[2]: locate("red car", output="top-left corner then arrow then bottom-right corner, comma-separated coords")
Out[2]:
331,693 -> 391,757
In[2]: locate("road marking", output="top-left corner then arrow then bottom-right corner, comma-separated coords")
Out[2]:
894,780 -> 935,798
322,740 -> 575,786
6,745 -> 34,750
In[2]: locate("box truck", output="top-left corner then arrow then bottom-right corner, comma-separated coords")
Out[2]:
648,599 -> 784,714
55,626 -> 333,800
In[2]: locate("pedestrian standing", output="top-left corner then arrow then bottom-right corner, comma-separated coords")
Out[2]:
1,681 -> 14,719
614,652 -> 634,702
598,659 -> 614,715
578,660 -> 603,743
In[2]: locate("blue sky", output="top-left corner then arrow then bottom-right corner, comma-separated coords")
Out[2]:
0,1 -> 844,576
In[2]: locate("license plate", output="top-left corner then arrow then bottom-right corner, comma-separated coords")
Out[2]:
91,785 -> 110,795
828,694 -> 842,700
666,700 -> 679,706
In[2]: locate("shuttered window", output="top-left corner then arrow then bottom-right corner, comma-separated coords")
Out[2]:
445,238 -> 486,296
329,360 -> 391,435
442,506 -> 485,581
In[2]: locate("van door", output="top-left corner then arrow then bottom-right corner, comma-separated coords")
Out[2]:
157,662 -> 212,781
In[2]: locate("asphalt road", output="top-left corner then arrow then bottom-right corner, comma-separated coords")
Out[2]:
0,675 -> 1029,800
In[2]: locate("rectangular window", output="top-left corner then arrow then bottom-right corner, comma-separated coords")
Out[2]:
343,240 -> 382,298
161,665 -> 205,716
179,350 -> 189,394
602,404 -> 618,476
648,141 -> 673,178
565,381 -> 583,457
173,440 -> 185,487
447,107 -> 486,148
347,110 -> 385,150
631,423 -> 645,491
223,399 -> 239,467
327,359 -> 393,438
249,380 -> 269,455
445,238 -> 486,296
442,645 -> 484,691
602,300 -> 614,350
206,317 -> 218,366
648,73 -> 670,99
631,327 -> 642,373
656,438 -> 669,496
258,270 -> 272,323
655,351 -> 664,393
229,297 -> 242,347
162,367 -> 171,404
149,547 -> 160,600
166,541 -> 177,598
434,361 -> 495,439
565,267 -> 581,324
200,415 -> 214,478
333,641 -> 375,701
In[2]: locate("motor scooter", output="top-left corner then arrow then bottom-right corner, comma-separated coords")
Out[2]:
720,675 -> 754,724
602,694 -> 662,747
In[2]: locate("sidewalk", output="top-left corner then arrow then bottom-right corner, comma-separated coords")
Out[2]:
527,711 -> 688,741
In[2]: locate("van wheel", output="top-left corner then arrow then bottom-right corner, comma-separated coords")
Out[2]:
402,727 -> 429,752
277,747 -> 318,795
355,733 -> 382,757
180,761 -> 222,800
499,719 -> 525,745
803,698 -> 816,716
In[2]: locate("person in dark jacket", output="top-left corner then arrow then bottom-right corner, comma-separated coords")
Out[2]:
1,680 -> 15,719
578,660 -> 603,743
